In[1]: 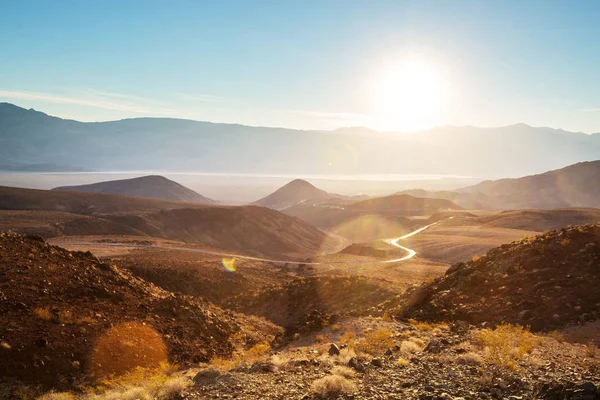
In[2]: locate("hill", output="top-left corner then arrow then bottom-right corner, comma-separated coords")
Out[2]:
348,194 -> 462,214
0,186 -> 336,259
461,160 -> 600,209
479,208 -> 600,231
2,102 -> 599,178
0,234 -> 281,391
53,175 -> 216,204
282,194 -> 460,241
400,224 -> 600,331
394,189 -> 489,210
250,179 -> 335,210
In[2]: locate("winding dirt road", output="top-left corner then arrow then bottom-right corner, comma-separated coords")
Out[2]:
65,218 -> 448,265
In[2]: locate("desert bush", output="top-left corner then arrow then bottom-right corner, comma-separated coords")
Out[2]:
407,319 -> 434,332
408,337 -> 425,348
456,352 -> 483,365
395,357 -> 409,367
38,366 -> 191,400
331,366 -> 356,378
310,375 -> 357,399
339,330 -> 356,348
400,340 -> 422,356
355,328 -> 393,355
475,324 -> 538,372
210,341 -> 272,371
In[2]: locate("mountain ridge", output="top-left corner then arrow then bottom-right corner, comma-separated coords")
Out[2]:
2,102 -> 598,178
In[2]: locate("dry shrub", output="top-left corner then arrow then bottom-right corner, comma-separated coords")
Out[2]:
407,319 -> 434,332
331,323 -> 342,332
316,334 -> 330,344
339,331 -> 356,348
395,357 -> 409,367
335,347 -> 358,364
400,340 -> 422,356
475,324 -> 538,372
331,366 -> 356,378
585,342 -> 600,358
408,337 -> 426,348
270,354 -> 293,370
355,328 -> 393,355
456,352 -> 483,365
38,367 -> 191,400
310,375 -> 357,399
210,342 -> 271,371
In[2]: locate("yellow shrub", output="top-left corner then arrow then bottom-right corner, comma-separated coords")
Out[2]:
355,328 -> 393,355
475,324 -> 538,371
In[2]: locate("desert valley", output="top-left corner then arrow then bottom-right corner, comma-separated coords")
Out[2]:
1,103 -> 600,399
2,1 -> 600,398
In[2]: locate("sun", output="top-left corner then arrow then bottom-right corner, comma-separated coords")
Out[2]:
373,59 -> 444,132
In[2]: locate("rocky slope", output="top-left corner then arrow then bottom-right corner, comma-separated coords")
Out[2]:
225,276 -> 399,335
0,234 -> 281,391
401,224 -> 600,331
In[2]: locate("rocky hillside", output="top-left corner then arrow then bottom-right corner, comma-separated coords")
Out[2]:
225,276 -> 398,335
53,175 -> 216,204
402,224 -> 600,331
0,234 -> 281,391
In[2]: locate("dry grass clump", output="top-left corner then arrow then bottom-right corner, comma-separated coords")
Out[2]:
339,330 -> 356,347
355,328 -> 393,355
475,324 -> 538,372
210,342 -> 272,371
331,366 -> 356,378
310,375 -> 357,399
456,352 -> 483,365
395,357 -> 409,367
38,365 -> 191,400
400,340 -> 423,356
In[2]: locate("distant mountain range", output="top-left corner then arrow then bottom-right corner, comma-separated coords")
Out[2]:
53,175 -> 216,204
1,102 -> 599,178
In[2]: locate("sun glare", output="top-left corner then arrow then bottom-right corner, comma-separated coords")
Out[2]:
373,59 -> 444,132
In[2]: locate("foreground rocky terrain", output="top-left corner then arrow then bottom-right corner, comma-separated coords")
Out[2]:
401,224 -> 600,331
0,234 -> 281,394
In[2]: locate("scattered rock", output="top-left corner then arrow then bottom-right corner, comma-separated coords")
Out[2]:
328,343 -> 340,356
193,368 -> 222,385
370,358 -> 383,367
348,357 -> 365,372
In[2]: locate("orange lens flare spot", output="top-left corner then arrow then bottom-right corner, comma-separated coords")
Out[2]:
90,322 -> 167,381
221,257 -> 236,272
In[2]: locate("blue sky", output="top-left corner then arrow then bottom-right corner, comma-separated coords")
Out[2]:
1,0 -> 599,133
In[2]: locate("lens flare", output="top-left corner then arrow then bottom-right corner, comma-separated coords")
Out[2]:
90,322 -> 167,381
221,257 -> 236,272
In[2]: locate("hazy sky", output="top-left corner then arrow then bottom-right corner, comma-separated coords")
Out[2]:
1,0 -> 599,133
